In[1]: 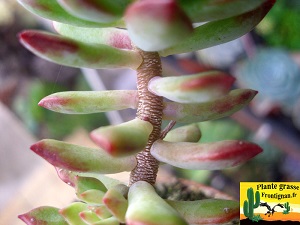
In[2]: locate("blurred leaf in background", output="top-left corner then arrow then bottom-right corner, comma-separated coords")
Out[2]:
256,0 -> 300,50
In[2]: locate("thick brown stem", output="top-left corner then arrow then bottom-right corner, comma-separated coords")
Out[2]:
129,49 -> 163,186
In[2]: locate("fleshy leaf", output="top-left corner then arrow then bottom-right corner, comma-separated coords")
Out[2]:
30,139 -> 137,173
102,188 -> 128,223
59,202 -> 88,225
53,22 -> 132,49
18,206 -> 68,225
93,217 -> 119,225
79,210 -> 100,224
125,0 -> 193,51
78,189 -> 105,204
90,118 -> 153,157
57,0 -> 131,23
126,181 -> 188,225
89,205 -> 112,219
39,90 -> 138,114
17,0 -> 123,27
19,30 -> 142,69
75,176 -> 107,194
148,71 -> 235,103
164,123 -> 201,143
163,89 -> 257,123
150,140 -> 262,170
159,0 -> 276,56
69,171 -> 125,190
178,0 -> 267,22
167,199 -> 239,224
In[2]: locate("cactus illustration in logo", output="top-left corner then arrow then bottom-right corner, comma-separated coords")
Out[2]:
243,188 -> 260,221
283,202 -> 291,214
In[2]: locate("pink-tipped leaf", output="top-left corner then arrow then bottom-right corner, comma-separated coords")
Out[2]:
90,118 -> 153,157
89,205 -> 112,219
78,189 -> 105,204
163,89 -> 257,123
19,30 -> 142,69
125,0 -> 193,51
59,202 -> 88,225
53,22 -> 132,49
18,206 -> 68,225
159,0 -> 276,56
167,199 -> 239,224
79,210 -> 100,224
30,139 -> 137,173
148,71 -> 235,103
39,90 -> 138,114
102,188 -> 128,223
151,140 -> 263,170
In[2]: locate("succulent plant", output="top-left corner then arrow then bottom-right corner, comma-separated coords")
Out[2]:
17,0 -> 275,224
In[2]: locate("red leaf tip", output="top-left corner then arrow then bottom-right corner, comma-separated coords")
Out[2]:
18,213 -> 36,225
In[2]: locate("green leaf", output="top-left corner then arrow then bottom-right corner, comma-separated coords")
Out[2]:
18,206 -> 68,225
178,0 -> 268,22
75,176 -> 107,194
17,0 -> 124,27
89,205 -> 112,219
77,189 -> 105,204
103,188 -> 128,223
167,199 -> 239,224
163,89 -> 257,123
59,202 -> 88,225
93,217 -> 120,225
57,0 -> 132,23
19,30 -> 143,69
30,139 -> 137,173
164,123 -> 201,143
148,71 -> 235,103
79,210 -> 101,224
151,140 -> 262,170
159,0 -> 276,56
54,22 -> 132,49
90,118 -> 153,157
39,90 -> 138,114
126,181 -> 188,225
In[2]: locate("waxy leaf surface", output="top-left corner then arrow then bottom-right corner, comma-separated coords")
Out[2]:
103,188 -> 128,223
30,139 -> 137,173
90,118 -> 153,157
167,199 -> 239,224
178,0 -> 267,22
164,123 -> 201,143
18,206 -> 68,225
57,0 -> 130,23
19,30 -> 142,69
54,22 -> 132,49
126,181 -> 188,225
125,0 -> 193,51
148,71 -> 235,103
39,90 -> 138,114
151,140 -> 262,170
17,0 -> 123,27
159,0 -> 275,56
163,89 -> 257,123
59,202 -> 88,225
